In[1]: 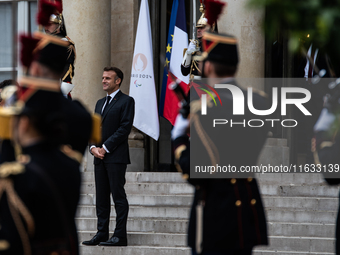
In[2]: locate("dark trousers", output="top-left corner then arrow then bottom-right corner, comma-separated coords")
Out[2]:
94,161 -> 129,238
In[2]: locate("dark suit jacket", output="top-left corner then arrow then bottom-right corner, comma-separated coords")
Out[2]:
93,90 -> 135,165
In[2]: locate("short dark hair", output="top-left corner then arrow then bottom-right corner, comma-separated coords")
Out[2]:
0,79 -> 18,89
103,66 -> 124,86
210,61 -> 237,77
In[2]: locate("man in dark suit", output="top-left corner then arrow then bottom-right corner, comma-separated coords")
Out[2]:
82,67 -> 135,247
172,32 -> 268,255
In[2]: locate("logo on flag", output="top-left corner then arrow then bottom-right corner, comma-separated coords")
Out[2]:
133,53 -> 148,72
129,0 -> 159,141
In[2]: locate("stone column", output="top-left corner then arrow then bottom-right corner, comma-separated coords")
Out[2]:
63,0 -> 111,171
218,0 -> 265,90
63,0 -> 111,111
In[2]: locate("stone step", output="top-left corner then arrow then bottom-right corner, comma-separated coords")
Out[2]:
80,245 -> 191,255
260,183 -> 339,197
82,171 -> 330,186
268,222 -> 335,238
256,173 -> 327,185
262,196 -> 338,211
79,232 -> 335,254
81,172 -> 187,183
77,205 -> 337,224
81,182 -> 340,198
265,208 -> 337,224
76,205 -> 191,219
254,250 -> 334,255
76,218 -> 188,233
80,246 -> 334,255
79,194 -> 193,207
79,231 -> 186,247
76,218 -> 335,238
81,182 -> 195,195
258,236 -> 335,253
79,194 -> 338,212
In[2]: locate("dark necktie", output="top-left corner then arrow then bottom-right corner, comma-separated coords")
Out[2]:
102,96 -> 111,115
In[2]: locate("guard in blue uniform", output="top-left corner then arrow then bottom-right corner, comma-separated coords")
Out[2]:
181,4 -> 207,80
0,32 -> 100,255
313,86 -> 340,255
39,0 -> 76,97
172,32 -> 269,255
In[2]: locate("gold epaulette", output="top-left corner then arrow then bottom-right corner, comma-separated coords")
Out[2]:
0,162 -> 25,178
65,36 -> 75,45
65,36 -> 76,61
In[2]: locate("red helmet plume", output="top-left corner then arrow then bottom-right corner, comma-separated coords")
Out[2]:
204,0 -> 226,27
19,34 -> 40,68
37,0 -> 62,27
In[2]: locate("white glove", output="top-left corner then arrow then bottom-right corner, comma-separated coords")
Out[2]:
61,82 -> 75,96
186,41 -> 199,55
314,108 -> 336,132
182,42 -> 198,67
171,114 -> 190,140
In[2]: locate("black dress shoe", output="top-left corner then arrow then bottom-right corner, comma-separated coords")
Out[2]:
99,236 -> 127,246
82,233 -> 108,246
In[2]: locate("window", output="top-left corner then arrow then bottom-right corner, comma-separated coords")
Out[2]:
0,0 -> 38,81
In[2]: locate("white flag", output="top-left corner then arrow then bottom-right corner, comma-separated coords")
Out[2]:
129,0 -> 159,141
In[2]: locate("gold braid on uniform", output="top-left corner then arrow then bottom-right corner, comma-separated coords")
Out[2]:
62,38 -> 76,82
62,64 -> 73,81
189,59 -> 201,81
66,36 -> 76,62
0,162 -> 35,255
188,39 -> 201,80
193,60 -> 201,74
67,44 -> 75,61
190,98 -> 220,167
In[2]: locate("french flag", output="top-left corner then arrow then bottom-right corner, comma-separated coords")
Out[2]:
159,0 -> 190,125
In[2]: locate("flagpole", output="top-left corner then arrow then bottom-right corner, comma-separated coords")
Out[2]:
193,0 -> 196,39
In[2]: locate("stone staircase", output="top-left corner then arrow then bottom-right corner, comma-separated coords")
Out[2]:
77,172 -> 339,255
78,172 -> 193,255
254,173 -> 339,255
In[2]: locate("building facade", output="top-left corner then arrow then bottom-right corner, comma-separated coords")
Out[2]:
1,0 -> 287,171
